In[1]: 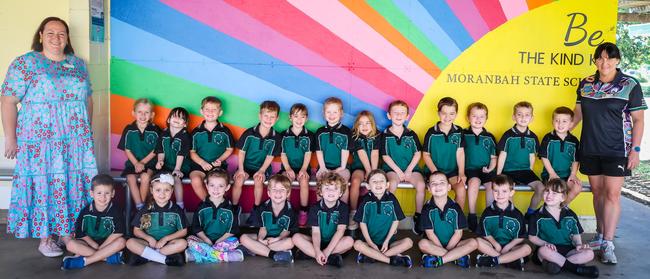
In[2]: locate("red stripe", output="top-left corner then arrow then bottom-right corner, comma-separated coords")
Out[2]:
473,0 -> 507,30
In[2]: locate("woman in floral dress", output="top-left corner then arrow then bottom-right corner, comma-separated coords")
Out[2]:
1,17 -> 97,257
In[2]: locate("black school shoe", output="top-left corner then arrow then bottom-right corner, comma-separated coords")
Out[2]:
412,213 -> 423,235
165,252 -> 186,266
542,260 -> 561,274
326,254 -> 343,268
124,250 -> 149,266
503,258 -> 525,271
574,265 -> 599,278
467,214 -> 478,232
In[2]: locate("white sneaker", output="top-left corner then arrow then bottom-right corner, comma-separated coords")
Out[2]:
600,241 -> 617,264
348,211 -> 358,230
589,233 -> 603,250
39,240 -> 63,257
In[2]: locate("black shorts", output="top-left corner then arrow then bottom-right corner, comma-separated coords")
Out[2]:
243,167 -> 273,180
541,175 -> 569,184
423,168 -> 457,181
466,169 -> 496,184
80,237 -> 106,247
502,170 -> 540,185
189,161 -> 229,176
121,161 -> 157,177
536,244 -> 574,257
157,167 -> 189,178
580,155 -> 630,177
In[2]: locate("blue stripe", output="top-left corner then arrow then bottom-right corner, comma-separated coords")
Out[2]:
417,0 -> 474,51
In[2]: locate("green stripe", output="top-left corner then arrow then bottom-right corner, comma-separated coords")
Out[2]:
110,57 -> 321,131
367,0 -> 450,69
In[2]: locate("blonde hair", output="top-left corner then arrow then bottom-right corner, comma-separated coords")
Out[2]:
133,98 -> 153,111
323,97 -> 343,111
268,174 -> 292,193
352,111 -> 378,138
317,172 -> 347,196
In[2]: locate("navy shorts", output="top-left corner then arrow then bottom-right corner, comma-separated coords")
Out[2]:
502,170 -> 540,185
580,155 -> 630,177
189,161 -> 229,176
466,169 -> 496,184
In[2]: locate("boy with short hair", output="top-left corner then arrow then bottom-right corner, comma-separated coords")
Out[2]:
240,174 -> 298,263
292,172 -> 354,267
475,174 -> 532,270
528,179 -> 599,278
418,171 -> 477,268
315,97 -> 352,182
189,96 -> 235,201
62,174 -> 126,269
232,101 -> 281,208
497,101 -> 543,219
539,106 -> 582,205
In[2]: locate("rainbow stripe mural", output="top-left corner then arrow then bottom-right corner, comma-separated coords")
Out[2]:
110,0 -> 616,214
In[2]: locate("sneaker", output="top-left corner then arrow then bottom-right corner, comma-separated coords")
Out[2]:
356,252 -> 375,264
61,256 -> 85,270
421,254 -> 441,268
106,252 -> 123,265
542,260 -> 561,274
348,211 -> 359,230
237,245 -> 255,257
389,255 -> 412,268
476,254 -> 497,267
575,265 -> 599,278
589,234 -> 603,250
299,211 -> 308,227
39,240 -> 64,257
504,258 -> 524,271
600,241 -> 617,264
326,254 -> 343,268
125,251 -> 149,266
455,255 -> 470,268
165,252 -> 186,266
412,214 -> 422,235
225,250 -> 244,262
468,214 -> 478,232
272,250 -> 293,263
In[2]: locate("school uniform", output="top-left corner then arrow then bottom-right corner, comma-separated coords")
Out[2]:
280,126 -> 314,173
497,126 -> 540,184
191,198 -> 239,242
539,131 -> 580,182
117,122 -> 161,176
131,201 -> 188,241
378,127 -> 422,173
423,122 -> 465,177
353,192 -> 405,246
349,133 -> 380,172
528,205 -> 583,257
248,200 -> 298,238
463,127 -> 497,183
477,201 -> 527,246
189,121 -> 235,174
156,128 -> 192,175
236,124 -> 280,177
315,122 -> 352,170
75,201 -> 125,245
420,197 -> 467,247
307,200 -> 349,248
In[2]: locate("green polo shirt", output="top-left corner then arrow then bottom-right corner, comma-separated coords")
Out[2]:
236,124 -> 280,172
421,197 -> 467,247
117,122 -> 160,169
477,201 -> 526,246
353,192 -> 405,245
528,205 -> 583,246
350,133 -> 380,171
378,127 -> 421,172
249,200 -> 298,238
156,128 -> 191,173
191,198 -> 239,242
315,122 -> 352,169
280,126 -> 314,171
191,121 -> 234,164
307,200 -> 349,243
539,131 -> 580,180
75,202 -> 125,242
497,126 -> 539,172
423,123 -> 465,174
131,201 -> 188,241
463,128 -> 497,170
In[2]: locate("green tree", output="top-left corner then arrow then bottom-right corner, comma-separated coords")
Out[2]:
617,23 -> 650,70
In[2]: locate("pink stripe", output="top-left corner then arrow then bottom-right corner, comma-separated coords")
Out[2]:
473,0 -> 507,30
499,0 -> 529,19
445,0 -> 490,40
161,0 -> 400,111
287,0 -> 434,93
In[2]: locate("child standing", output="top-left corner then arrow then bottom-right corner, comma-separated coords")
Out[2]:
125,172 -> 188,266
232,101 -> 281,208
463,102 -> 497,231
315,97 -> 352,182
186,169 -> 244,263
539,107 -> 582,205
118,98 -> 160,210
280,103 -> 314,226
353,169 -> 413,268
189,96 -> 235,201
378,100 -> 426,234
418,171 -> 477,268
155,107 -> 191,209
496,101 -> 543,219
292,172 -> 354,267
423,97 -> 467,216
475,175 -> 532,270
528,179 -> 599,277
62,175 -> 126,269
347,110 -> 380,230
240,174 -> 297,263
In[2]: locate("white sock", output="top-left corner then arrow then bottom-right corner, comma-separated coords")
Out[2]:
142,247 -> 166,264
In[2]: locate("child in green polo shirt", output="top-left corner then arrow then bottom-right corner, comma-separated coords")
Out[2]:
463,102 -> 497,231
353,169 -> 413,268
419,171 -> 477,268
232,101 -> 281,207
539,107 -> 582,205
125,172 -> 188,266
378,100 -> 426,235
189,96 -> 235,201
118,98 -> 160,211
186,169 -> 243,263
475,175 -> 531,270
240,174 -> 297,263
423,97 -> 467,218
315,97 -> 352,182
280,103 -> 314,226
155,107 -> 191,209
61,174 -> 126,270
496,101 -> 543,219
347,110 -> 380,230
292,172 -> 354,267
528,179 -> 598,278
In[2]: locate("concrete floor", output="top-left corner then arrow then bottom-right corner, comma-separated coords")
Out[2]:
2,197 -> 649,279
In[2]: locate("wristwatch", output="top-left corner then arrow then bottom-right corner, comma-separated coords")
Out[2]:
633,146 -> 641,152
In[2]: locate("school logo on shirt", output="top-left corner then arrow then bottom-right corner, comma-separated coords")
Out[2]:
505,219 -> 517,234
171,139 -> 182,154
277,217 -> 289,229
382,203 -> 394,216
564,218 -> 576,231
214,134 -> 225,146
146,133 -> 157,145
335,136 -> 345,149
482,138 -> 493,151
263,140 -> 275,153
450,134 -> 461,145
444,211 -> 456,225
525,139 -> 536,152
218,211 -> 232,225
299,138 -> 310,152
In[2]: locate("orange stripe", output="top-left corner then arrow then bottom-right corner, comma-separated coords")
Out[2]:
526,0 -> 552,10
340,0 -> 441,78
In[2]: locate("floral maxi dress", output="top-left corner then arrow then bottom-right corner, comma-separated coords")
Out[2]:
1,51 -> 98,238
